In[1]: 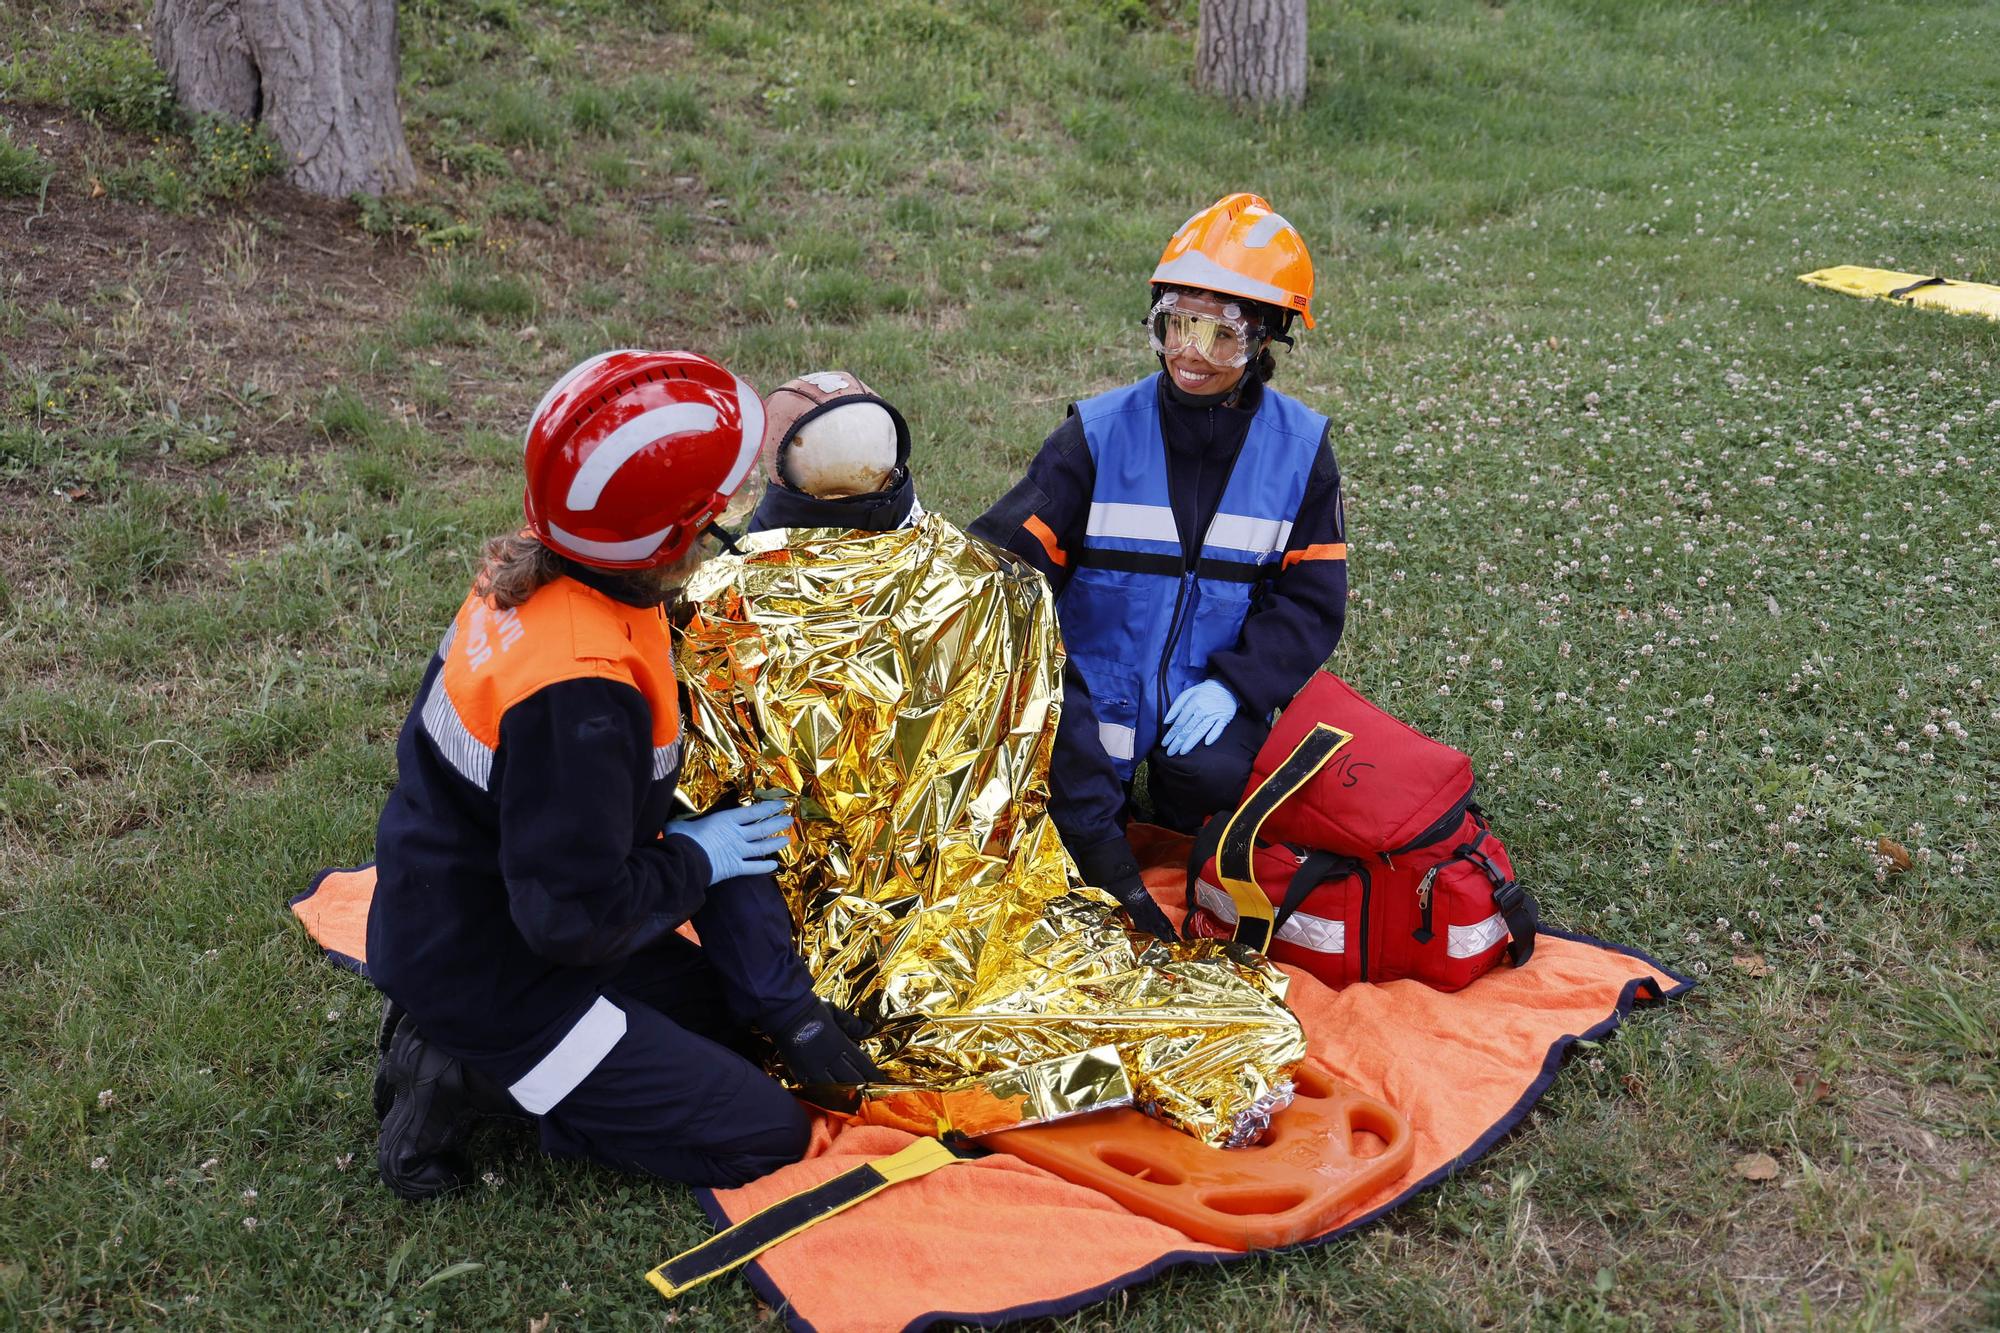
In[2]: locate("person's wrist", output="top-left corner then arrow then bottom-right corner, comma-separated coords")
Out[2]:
664,829 -> 718,886
761,991 -> 822,1035
1072,834 -> 1140,889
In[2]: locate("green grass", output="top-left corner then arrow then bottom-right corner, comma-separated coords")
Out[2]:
3,0 -> 1999,1328
0,26 -> 178,132
0,129 -> 54,198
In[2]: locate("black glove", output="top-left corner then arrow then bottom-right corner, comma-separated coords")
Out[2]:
828,1003 -> 874,1042
1073,834 -> 1179,943
765,995 -> 881,1085
1106,872 -> 1180,944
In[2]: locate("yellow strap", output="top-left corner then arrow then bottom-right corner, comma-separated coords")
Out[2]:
1216,723 -> 1354,950
645,1138 -> 963,1299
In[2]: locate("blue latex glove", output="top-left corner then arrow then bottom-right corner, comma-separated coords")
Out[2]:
1160,680 -> 1237,757
666,799 -> 794,885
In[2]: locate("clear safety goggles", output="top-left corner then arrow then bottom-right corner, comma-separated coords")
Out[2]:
1145,292 -> 1260,369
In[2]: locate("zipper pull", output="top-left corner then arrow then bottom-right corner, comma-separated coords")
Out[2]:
1414,865 -> 1439,944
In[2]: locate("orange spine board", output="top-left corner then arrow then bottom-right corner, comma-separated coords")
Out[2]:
984,1060 -> 1412,1251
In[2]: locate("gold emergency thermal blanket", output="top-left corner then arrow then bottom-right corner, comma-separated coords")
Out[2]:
674,515 -> 1304,1146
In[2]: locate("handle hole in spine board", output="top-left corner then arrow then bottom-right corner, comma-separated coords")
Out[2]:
1200,1185 -> 1311,1217
1093,1146 -> 1187,1187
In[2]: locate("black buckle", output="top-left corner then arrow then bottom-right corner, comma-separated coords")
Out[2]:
1491,878 -> 1525,914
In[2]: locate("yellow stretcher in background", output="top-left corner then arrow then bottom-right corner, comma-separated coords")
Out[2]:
1799,266 -> 2000,322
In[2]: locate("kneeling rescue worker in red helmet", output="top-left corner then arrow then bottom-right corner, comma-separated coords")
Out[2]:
971,195 -> 1349,929
369,350 -> 878,1200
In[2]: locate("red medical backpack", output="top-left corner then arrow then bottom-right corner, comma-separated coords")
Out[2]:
1183,672 -> 1539,992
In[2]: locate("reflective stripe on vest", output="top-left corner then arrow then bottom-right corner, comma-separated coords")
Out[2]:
1060,375 -> 1325,776
420,575 -> 682,791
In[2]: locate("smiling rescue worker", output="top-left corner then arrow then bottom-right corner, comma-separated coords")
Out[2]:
368,350 -> 877,1201
971,194 -> 1348,913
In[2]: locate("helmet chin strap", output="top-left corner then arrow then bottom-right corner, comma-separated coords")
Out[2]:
704,520 -> 744,555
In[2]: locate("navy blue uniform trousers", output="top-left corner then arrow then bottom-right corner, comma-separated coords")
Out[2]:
1142,712 -> 1271,833
457,877 -> 811,1189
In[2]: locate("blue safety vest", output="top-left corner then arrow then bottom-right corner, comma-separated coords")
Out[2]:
1061,374 -> 1326,778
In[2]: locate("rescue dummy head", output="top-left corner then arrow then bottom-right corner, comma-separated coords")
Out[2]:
479,349 -> 764,607
760,371 -> 912,500
1147,193 -> 1314,399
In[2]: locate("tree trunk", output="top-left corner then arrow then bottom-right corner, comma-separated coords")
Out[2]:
152,0 -> 416,198
1196,0 -> 1308,109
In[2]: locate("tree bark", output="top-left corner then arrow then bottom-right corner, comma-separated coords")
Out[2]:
152,0 -> 416,198
1196,0 -> 1308,109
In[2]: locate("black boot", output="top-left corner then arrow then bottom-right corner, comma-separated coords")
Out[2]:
375,1019 -> 522,1201
372,998 -> 405,1122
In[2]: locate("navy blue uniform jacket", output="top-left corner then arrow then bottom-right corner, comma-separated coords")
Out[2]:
969,374 -> 1349,853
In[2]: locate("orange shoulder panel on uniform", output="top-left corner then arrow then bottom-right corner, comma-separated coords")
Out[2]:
1023,513 -> 1069,568
1281,542 -> 1347,570
420,575 -> 682,791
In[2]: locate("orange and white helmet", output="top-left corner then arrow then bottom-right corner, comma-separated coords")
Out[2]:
1151,193 -> 1315,330
522,350 -> 763,570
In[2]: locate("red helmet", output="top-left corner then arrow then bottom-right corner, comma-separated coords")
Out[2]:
522,350 -> 764,569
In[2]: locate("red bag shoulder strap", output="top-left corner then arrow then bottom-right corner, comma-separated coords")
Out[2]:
1202,722 -> 1356,952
